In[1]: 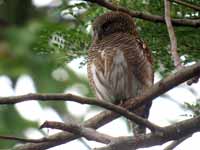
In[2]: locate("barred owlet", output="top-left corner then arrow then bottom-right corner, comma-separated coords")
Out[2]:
87,12 -> 154,134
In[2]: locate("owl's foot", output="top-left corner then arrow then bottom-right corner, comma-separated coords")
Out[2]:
133,124 -> 146,136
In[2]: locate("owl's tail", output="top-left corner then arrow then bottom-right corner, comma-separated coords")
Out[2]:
131,101 -> 152,135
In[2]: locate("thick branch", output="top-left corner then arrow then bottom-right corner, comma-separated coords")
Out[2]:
84,0 -> 200,27
123,62 -> 200,110
40,121 -> 114,144
170,0 -> 200,11
94,116 -> 200,150
164,0 -> 181,69
15,62 -> 200,150
0,94 -> 161,132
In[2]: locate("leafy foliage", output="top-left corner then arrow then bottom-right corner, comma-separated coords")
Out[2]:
185,100 -> 200,116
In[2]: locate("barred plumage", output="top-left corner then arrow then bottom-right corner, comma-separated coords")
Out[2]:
87,12 -> 153,134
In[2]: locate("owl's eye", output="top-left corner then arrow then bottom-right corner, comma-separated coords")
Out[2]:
102,24 -> 111,33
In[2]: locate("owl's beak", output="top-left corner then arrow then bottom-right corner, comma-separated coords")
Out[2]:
93,32 -> 99,42
95,26 -> 104,41
93,28 -> 102,41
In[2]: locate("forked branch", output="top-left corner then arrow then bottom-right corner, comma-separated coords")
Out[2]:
170,0 -> 200,11
164,0 -> 181,69
8,62 -> 200,150
84,0 -> 200,27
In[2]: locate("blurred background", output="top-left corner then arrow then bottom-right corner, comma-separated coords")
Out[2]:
0,0 -> 200,149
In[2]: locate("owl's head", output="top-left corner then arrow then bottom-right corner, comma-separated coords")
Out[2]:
92,11 -> 136,41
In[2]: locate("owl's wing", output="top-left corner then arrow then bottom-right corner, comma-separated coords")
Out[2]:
122,35 -> 154,134
88,43 -> 123,102
124,36 -> 154,90
88,33 -> 153,101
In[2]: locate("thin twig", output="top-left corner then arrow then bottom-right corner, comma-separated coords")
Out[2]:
0,135 -> 48,143
40,121 -> 114,144
164,134 -> 192,150
164,0 -> 182,69
170,0 -> 200,11
84,0 -> 200,27
15,62 -> 200,150
164,0 -> 200,85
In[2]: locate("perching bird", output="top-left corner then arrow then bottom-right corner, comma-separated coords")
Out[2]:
87,11 -> 154,134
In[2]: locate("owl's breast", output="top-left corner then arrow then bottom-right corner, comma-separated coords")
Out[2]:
89,48 -> 141,103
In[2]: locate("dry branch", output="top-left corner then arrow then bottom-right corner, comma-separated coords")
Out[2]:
11,62 -> 200,150
0,94 -> 162,132
0,135 -> 48,143
94,116 -> 200,150
40,121 -> 114,144
84,0 -> 200,27
164,0 -> 181,69
170,0 -> 200,11
123,62 -> 200,110
164,135 -> 192,150
164,0 -> 199,85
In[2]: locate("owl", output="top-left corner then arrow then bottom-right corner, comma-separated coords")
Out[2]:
87,11 -> 154,134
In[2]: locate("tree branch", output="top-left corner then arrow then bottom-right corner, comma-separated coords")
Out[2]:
0,94 -> 162,132
84,0 -> 200,27
164,0 -> 199,85
123,62 -> 200,110
164,0 -> 181,69
164,134 -> 192,150
170,0 -> 200,11
40,121 -> 114,144
0,135 -> 48,143
94,116 -> 200,150
14,62 -> 200,150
